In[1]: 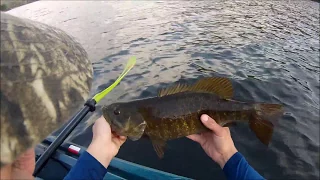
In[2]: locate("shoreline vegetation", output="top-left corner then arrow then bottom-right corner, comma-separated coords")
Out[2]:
0,0 -> 38,11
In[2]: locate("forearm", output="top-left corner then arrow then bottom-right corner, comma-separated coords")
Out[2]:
222,152 -> 264,180
64,151 -> 108,180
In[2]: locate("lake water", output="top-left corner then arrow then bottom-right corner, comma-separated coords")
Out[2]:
8,1 -> 319,179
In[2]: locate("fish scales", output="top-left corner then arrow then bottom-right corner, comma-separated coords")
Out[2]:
132,92 -> 255,140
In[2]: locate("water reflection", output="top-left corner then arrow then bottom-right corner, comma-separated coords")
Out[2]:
8,1 -> 319,179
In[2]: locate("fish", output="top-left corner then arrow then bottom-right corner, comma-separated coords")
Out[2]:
102,77 -> 283,158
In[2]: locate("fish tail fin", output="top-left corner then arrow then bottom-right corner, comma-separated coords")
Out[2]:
249,103 -> 283,145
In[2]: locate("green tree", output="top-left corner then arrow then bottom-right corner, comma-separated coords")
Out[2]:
0,4 -> 8,11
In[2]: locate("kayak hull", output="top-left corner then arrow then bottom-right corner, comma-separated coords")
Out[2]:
35,136 -> 192,180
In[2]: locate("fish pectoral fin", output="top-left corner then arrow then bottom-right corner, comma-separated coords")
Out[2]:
151,139 -> 167,159
158,77 -> 233,99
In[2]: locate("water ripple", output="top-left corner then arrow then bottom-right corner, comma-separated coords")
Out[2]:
7,1 -> 320,179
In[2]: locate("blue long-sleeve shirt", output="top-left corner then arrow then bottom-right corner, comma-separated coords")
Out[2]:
64,151 -> 264,180
223,152 -> 264,180
64,151 -> 107,180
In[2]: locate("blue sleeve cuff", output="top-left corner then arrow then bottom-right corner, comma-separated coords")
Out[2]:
64,151 -> 108,180
223,152 -> 264,180
223,152 -> 243,173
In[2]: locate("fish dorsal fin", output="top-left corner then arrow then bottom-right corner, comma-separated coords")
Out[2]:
158,77 -> 233,99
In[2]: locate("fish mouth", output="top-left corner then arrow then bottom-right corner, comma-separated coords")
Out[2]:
104,115 -> 126,136
128,121 -> 147,141
111,120 -> 146,141
103,114 -> 147,140
109,120 -> 126,136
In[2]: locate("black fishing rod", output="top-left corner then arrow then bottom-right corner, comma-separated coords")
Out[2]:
33,57 -> 136,176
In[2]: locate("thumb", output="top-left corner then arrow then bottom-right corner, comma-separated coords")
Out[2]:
200,114 -> 224,137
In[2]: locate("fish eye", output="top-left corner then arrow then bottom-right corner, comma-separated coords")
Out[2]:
114,109 -> 120,115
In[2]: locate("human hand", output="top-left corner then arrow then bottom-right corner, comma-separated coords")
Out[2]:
11,148 -> 35,179
187,114 -> 238,168
87,116 -> 127,168
0,148 -> 35,179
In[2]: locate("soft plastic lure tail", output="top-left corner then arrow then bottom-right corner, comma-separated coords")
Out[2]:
93,56 -> 136,103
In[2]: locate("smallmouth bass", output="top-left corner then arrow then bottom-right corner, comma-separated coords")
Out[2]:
102,77 -> 283,158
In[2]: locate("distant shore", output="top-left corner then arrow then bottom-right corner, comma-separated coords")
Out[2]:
0,0 -> 38,11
